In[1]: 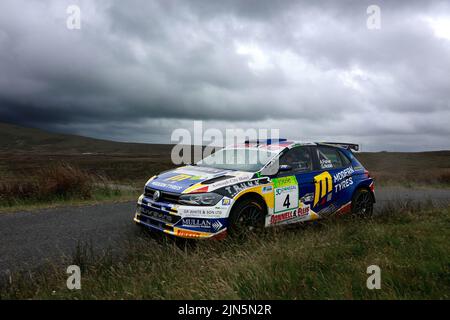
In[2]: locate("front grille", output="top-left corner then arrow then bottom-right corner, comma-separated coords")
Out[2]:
139,206 -> 181,225
138,214 -> 175,232
144,187 -> 180,204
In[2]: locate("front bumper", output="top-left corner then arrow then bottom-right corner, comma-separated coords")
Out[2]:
133,194 -> 230,239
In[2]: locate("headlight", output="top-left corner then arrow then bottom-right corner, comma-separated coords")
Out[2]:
145,175 -> 157,185
179,193 -> 223,206
144,175 -> 157,192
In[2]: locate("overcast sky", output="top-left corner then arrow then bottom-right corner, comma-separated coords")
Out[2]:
0,0 -> 449,151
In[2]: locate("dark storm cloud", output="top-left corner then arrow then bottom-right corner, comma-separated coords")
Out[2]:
0,0 -> 449,150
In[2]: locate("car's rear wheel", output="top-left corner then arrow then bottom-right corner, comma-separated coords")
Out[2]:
228,197 -> 266,237
351,188 -> 374,217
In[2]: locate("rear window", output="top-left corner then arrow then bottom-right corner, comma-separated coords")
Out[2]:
317,147 -> 344,169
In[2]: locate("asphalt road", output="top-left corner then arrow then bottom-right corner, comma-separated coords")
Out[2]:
1,187 -> 449,275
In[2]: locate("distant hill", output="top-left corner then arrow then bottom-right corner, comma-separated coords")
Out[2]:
1,122 -> 448,187
1,122 -> 449,160
0,122 -> 172,154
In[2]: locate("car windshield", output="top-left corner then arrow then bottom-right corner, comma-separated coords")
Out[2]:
196,148 -> 278,172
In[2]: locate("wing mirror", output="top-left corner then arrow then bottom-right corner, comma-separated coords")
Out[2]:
260,161 -> 291,176
279,164 -> 292,172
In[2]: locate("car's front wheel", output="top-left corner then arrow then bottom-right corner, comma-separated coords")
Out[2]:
351,188 -> 374,217
228,197 -> 266,237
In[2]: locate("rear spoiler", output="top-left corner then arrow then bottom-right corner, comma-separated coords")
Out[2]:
318,142 -> 360,152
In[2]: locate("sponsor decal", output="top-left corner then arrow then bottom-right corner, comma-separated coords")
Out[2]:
320,159 -> 333,169
270,204 -> 310,224
297,204 -> 310,216
220,179 -> 267,198
333,167 -> 354,193
273,176 -> 297,188
212,220 -> 223,231
208,173 -> 254,189
313,171 -> 333,207
140,207 -> 176,223
262,185 -> 273,193
300,193 -> 314,204
151,180 -> 183,191
221,198 -> 231,206
270,210 -> 294,224
177,207 -> 225,218
182,218 -> 212,228
166,174 -> 205,182
166,174 -> 193,182
335,177 -> 353,192
275,185 -> 296,194
181,218 -> 224,232
333,167 -> 355,183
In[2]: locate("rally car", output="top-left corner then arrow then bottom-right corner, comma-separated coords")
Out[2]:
134,139 -> 375,239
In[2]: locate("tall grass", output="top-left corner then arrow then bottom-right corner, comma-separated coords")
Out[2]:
1,204 -> 448,300
438,172 -> 450,185
0,163 -> 125,207
371,169 -> 450,187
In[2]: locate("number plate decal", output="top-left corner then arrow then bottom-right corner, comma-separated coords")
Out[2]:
273,176 -> 299,213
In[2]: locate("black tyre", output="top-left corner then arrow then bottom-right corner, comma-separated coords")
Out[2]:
351,188 -> 374,217
228,197 -> 266,236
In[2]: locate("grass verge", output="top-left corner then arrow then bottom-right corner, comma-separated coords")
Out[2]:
0,163 -> 140,213
1,204 -> 449,299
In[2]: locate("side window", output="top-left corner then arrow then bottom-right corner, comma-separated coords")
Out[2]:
279,147 -> 312,172
338,150 -> 351,166
317,147 -> 343,169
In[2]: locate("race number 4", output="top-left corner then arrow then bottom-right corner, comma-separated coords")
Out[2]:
283,194 -> 291,208
273,176 -> 299,213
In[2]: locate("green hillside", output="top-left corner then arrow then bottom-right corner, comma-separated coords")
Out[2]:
0,122 -> 171,154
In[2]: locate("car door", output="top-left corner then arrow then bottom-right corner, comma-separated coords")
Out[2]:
270,146 -> 317,225
313,146 -> 356,216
